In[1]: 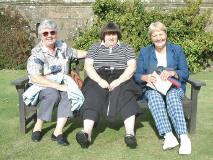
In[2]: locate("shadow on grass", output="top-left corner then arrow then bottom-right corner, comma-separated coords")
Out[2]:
136,108 -> 160,138
25,121 -> 36,134
24,107 -> 160,142
42,123 -> 57,135
63,118 -> 83,138
83,108 -> 161,145
90,118 -> 125,145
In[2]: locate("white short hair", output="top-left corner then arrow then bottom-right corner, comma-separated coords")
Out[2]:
148,22 -> 167,36
38,19 -> 57,35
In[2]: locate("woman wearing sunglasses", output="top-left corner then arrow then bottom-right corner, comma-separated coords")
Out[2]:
27,19 -> 86,146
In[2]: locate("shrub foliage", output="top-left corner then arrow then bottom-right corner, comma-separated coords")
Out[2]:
73,0 -> 213,73
0,7 -> 35,69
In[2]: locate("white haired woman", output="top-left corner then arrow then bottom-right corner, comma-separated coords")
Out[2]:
27,19 -> 86,146
135,22 -> 191,154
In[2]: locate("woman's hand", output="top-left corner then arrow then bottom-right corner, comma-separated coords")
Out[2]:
160,70 -> 176,81
109,79 -> 120,91
57,84 -> 67,92
143,74 -> 157,84
98,79 -> 110,89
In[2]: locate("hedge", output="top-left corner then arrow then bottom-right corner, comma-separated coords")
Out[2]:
0,7 -> 35,69
73,0 -> 213,73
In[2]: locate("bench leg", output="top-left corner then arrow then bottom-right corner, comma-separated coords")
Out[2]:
188,86 -> 201,134
188,105 -> 197,134
16,87 -> 27,134
18,96 -> 27,134
188,118 -> 195,134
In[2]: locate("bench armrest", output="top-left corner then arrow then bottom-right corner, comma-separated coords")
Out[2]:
11,77 -> 29,87
187,78 -> 206,87
187,77 -> 206,100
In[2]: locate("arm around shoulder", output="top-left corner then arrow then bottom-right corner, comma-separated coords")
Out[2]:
76,50 -> 87,59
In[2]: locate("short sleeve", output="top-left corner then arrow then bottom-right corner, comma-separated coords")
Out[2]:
57,40 -> 78,61
66,47 -> 78,61
86,43 -> 99,60
27,50 -> 45,75
124,44 -> 136,61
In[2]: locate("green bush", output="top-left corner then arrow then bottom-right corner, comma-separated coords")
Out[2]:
0,7 -> 35,69
73,0 -> 213,73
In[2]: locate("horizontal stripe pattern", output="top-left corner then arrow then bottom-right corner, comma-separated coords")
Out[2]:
86,42 -> 136,70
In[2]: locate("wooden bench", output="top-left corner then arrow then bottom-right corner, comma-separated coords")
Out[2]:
11,59 -> 206,134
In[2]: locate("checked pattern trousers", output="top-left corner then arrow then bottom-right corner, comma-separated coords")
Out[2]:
145,88 -> 188,137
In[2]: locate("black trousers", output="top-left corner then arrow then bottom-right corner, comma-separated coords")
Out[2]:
80,68 -> 142,122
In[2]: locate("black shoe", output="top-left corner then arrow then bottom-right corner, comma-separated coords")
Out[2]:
76,131 -> 89,148
51,134 -> 69,146
124,134 -> 137,149
51,133 -> 57,141
32,131 -> 42,142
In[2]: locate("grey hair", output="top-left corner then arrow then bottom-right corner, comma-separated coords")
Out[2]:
148,22 -> 167,36
38,19 -> 57,35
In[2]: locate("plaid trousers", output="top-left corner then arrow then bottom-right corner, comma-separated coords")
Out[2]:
145,88 -> 187,137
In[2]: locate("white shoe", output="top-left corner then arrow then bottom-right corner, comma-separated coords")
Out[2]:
163,132 -> 179,150
179,135 -> 191,155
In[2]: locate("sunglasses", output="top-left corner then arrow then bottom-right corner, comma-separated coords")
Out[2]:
42,31 -> 56,37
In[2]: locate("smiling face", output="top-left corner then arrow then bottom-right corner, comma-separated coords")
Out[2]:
104,33 -> 118,47
151,30 -> 167,50
40,27 -> 57,48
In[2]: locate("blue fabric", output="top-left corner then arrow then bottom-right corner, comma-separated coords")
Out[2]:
145,88 -> 188,136
63,75 -> 85,111
34,58 -> 44,65
135,42 -> 189,102
49,65 -> 62,74
23,74 -> 84,111
23,85 -> 44,106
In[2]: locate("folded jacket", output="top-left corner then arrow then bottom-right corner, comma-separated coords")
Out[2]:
23,73 -> 84,111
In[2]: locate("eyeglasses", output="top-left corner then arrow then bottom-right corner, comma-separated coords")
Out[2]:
42,31 -> 56,37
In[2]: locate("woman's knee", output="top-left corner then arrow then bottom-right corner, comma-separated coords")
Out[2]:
145,90 -> 165,112
146,90 -> 161,99
166,89 -> 183,112
166,88 -> 184,101
40,88 -> 60,103
146,90 -> 163,104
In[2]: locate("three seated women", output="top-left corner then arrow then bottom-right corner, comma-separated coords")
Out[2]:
28,19 -> 191,154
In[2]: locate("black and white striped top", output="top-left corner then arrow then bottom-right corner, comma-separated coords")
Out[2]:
86,41 -> 136,70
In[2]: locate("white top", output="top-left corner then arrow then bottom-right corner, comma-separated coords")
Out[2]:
156,52 -> 167,67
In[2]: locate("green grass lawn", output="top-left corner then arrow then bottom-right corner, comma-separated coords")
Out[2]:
0,70 -> 213,160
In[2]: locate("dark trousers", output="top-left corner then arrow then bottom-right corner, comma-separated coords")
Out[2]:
80,68 -> 142,122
